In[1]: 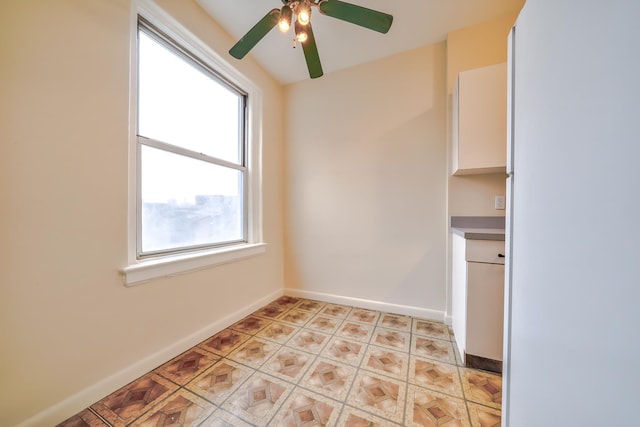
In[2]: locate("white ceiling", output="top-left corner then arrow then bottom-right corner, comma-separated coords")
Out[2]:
196,0 -> 524,84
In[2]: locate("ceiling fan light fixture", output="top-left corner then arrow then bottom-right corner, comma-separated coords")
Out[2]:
229,0 -> 393,79
294,20 -> 308,43
278,5 -> 293,33
296,1 -> 311,25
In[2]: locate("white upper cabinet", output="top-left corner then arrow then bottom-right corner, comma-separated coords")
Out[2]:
452,62 -> 507,175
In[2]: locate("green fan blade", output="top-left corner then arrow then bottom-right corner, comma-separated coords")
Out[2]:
229,9 -> 280,59
301,23 -> 323,79
318,0 -> 393,34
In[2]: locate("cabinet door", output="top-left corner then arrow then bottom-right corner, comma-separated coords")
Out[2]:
466,262 -> 505,361
453,62 -> 507,175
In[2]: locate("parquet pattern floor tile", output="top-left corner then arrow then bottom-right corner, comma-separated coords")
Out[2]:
58,297 -> 502,426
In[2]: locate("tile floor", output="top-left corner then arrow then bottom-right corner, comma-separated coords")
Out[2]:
58,296 -> 502,427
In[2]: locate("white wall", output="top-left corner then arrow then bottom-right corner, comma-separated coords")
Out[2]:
506,0 -> 640,425
284,44 -> 448,319
0,1 -> 285,426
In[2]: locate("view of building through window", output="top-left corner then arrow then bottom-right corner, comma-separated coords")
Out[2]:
137,23 -> 247,256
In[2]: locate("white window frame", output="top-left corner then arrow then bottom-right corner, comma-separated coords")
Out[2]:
121,0 -> 265,286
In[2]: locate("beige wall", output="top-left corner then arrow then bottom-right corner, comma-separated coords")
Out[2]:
284,43 -> 448,317
447,12 -> 521,94
0,1 -> 285,426
446,12 -> 520,218
444,12 -> 521,320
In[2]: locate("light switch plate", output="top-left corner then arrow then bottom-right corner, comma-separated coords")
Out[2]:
495,195 -> 506,210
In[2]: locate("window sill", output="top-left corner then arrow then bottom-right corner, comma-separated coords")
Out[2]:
121,243 -> 267,286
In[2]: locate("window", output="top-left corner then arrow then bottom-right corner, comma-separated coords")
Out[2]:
137,20 -> 246,257
122,8 -> 265,286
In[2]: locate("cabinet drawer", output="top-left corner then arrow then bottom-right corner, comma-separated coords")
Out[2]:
465,239 -> 505,264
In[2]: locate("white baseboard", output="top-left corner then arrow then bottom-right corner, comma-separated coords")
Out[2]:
444,313 -> 453,326
15,288 -> 283,427
284,288 -> 445,322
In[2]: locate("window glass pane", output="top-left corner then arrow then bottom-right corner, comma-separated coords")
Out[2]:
138,30 -> 242,164
140,145 -> 243,253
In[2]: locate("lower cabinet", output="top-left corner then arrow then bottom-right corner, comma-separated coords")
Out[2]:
451,234 -> 505,372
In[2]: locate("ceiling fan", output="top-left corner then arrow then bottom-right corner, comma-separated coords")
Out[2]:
229,0 -> 393,79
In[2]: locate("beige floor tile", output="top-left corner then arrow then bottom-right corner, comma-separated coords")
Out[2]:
227,337 -> 281,369
411,335 -> 456,364
412,319 -> 451,341
130,389 -> 214,427
256,321 -> 299,344
306,313 -> 344,334
336,321 -> 375,343
262,347 -> 314,383
406,385 -> 471,427
229,315 -> 271,335
300,357 -> 357,401
154,347 -> 220,385
347,371 -> 406,423
372,328 -> 411,352
378,313 -> 412,332
321,303 -> 353,319
198,329 -> 252,357
468,402 -> 501,427
336,406 -> 402,426
294,299 -> 327,314
185,359 -> 254,405
271,388 -> 342,426
347,308 -> 381,325
409,356 -> 463,398
287,329 -> 330,354
56,409 -> 108,427
90,373 -> 178,426
200,409 -> 253,426
460,368 -> 502,410
253,304 -> 289,320
269,296 -> 301,309
221,373 -> 293,426
321,338 -> 367,366
361,345 -> 409,381
277,309 -> 314,326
